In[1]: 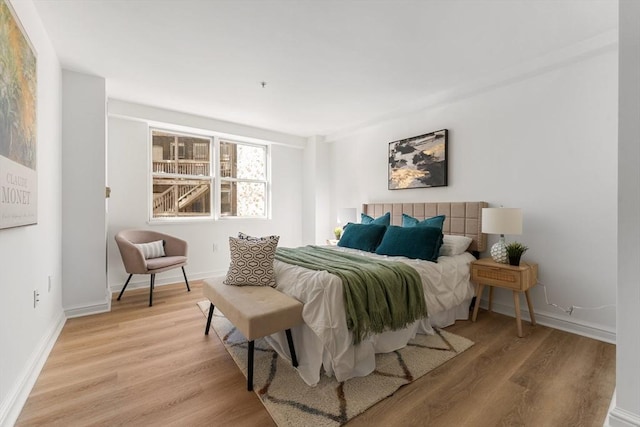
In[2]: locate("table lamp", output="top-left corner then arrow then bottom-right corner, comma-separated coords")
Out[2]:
335,208 -> 357,239
481,207 -> 523,263
337,208 -> 357,226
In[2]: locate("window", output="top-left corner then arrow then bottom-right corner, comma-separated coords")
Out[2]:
149,129 -> 269,221
219,140 -> 268,217
151,130 -> 213,219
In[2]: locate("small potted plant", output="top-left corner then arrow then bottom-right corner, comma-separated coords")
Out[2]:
334,227 -> 343,240
505,242 -> 528,266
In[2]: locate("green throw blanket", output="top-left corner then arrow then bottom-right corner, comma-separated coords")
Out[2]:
275,246 -> 428,344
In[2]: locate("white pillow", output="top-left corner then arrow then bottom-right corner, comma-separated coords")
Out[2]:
439,235 -> 473,257
135,240 -> 166,259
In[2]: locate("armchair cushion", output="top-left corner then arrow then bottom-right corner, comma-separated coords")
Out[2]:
145,255 -> 187,271
134,240 -> 166,259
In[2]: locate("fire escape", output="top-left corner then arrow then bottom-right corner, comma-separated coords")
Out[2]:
152,138 -> 211,217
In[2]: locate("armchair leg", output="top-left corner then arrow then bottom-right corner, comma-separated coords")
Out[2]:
149,274 -> 155,307
182,266 -> 191,292
117,274 -> 133,301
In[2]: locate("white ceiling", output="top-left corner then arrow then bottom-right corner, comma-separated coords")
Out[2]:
33,0 -> 617,138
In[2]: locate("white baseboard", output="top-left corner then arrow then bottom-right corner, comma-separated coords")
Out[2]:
63,271 -> 224,317
478,299 -> 616,344
0,311 -> 66,427
108,270 -> 226,294
606,391 -> 640,427
64,298 -> 111,318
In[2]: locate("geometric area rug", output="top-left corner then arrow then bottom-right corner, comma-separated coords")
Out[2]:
197,300 -> 473,427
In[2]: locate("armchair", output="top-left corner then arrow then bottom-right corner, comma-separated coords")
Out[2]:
115,229 -> 190,306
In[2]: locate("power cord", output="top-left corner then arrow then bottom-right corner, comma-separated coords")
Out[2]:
538,282 -> 615,315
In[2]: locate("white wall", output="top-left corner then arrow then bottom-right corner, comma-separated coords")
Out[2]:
0,1 -> 64,425
608,0 -> 640,424
325,40 -> 618,342
106,101 -> 305,291
302,138 -> 318,244
302,136 -> 332,245
61,70 -> 108,317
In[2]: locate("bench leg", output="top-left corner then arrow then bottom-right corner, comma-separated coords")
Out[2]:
182,266 -> 191,292
247,340 -> 254,391
149,274 -> 155,307
205,303 -> 214,335
285,329 -> 298,367
117,274 -> 133,301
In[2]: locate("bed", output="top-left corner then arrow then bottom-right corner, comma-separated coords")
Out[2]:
265,201 -> 487,386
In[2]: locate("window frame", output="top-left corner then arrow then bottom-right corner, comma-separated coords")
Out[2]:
147,126 -> 271,223
216,138 -> 271,220
148,128 -> 214,223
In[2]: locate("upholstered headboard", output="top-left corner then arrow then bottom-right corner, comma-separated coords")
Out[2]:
362,201 -> 488,253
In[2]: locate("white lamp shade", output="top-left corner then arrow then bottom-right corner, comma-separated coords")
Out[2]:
482,208 -> 523,235
337,208 -> 357,226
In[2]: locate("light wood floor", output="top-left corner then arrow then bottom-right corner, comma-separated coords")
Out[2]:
16,281 -> 615,427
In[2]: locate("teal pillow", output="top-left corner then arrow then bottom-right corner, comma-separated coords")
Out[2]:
338,223 -> 387,252
361,212 -> 391,226
402,213 -> 446,230
375,225 -> 443,261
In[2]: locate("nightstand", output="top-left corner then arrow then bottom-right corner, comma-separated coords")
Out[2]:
471,258 -> 538,337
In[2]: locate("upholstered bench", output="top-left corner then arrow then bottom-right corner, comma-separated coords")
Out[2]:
203,276 -> 304,391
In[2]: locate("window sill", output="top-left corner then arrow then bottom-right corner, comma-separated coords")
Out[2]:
147,215 -> 270,224
147,216 -> 214,225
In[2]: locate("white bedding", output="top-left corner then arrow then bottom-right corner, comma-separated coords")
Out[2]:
265,246 -> 476,386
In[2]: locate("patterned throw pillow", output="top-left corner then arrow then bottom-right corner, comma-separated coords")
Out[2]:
134,240 -> 165,259
238,232 -> 279,242
224,235 -> 280,287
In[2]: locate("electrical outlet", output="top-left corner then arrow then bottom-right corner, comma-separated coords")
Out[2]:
48,275 -> 52,292
33,290 -> 40,308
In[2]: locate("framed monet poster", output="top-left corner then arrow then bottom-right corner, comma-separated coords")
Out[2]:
0,0 -> 37,229
388,129 -> 448,190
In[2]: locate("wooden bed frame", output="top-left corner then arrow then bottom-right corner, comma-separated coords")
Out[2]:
362,201 -> 488,253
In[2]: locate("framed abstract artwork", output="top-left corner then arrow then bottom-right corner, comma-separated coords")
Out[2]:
0,0 -> 37,229
388,129 -> 448,190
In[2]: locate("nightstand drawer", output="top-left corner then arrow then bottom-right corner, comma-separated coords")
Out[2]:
471,262 -> 537,292
472,266 -> 524,290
